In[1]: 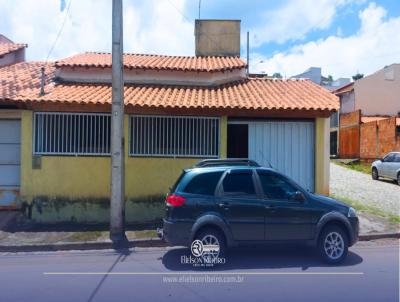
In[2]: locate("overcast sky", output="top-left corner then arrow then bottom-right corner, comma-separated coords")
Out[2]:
0,0 -> 399,78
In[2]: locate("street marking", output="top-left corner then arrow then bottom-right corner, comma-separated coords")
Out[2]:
43,272 -> 364,276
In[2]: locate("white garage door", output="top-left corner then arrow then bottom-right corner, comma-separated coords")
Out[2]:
0,120 -> 21,207
249,121 -> 315,192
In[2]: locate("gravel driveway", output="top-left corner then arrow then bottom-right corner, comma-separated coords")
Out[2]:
330,163 -> 400,216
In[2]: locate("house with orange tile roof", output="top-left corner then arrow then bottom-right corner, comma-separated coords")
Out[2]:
0,20 -> 338,223
0,34 -> 26,68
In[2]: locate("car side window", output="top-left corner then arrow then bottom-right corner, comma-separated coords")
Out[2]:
258,173 -> 298,201
383,154 -> 395,162
395,154 -> 400,163
222,172 -> 256,196
183,171 -> 223,196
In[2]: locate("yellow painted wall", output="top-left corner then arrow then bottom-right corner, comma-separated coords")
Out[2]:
315,117 -> 330,195
20,113 -> 228,202
124,115 -> 227,198
20,111 -> 34,200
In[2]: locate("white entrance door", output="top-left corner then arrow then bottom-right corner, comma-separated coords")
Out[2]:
248,121 -> 315,192
0,120 -> 21,208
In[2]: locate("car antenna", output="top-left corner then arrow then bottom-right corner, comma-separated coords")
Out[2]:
258,150 -> 273,169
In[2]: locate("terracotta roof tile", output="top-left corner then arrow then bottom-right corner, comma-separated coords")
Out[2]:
55,52 -> 246,72
12,78 -> 339,111
0,62 -> 55,99
0,43 -> 26,57
332,82 -> 354,95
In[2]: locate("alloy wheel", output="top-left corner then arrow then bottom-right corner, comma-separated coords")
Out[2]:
324,231 -> 345,260
201,234 -> 220,261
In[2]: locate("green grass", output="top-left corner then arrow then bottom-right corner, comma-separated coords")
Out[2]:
132,230 -> 158,239
67,231 -> 103,242
331,194 -> 400,224
65,229 -> 159,242
331,160 -> 371,175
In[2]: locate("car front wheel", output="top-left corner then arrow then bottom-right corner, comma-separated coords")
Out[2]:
397,173 -> 400,186
318,225 -> 348,264
371,167 -> 379,180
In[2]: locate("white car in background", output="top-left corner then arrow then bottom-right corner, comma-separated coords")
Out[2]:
371,152 -> 400,185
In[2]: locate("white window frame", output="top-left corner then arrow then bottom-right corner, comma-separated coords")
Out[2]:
129,115 -> 220,158
33,112 -> 111,156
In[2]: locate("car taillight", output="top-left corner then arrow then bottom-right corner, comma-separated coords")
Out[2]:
166,194 -> 186,207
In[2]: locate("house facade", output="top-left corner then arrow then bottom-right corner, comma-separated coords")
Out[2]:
0,22 -> 338,224
0,55 -> 337,223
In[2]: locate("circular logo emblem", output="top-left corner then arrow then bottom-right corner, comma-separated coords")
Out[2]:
191,240 -> 204,257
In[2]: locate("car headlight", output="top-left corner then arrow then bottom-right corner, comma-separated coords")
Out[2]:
348,207 -> 357,217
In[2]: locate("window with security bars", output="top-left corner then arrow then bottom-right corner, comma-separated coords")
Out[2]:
34,112 -> 111,155
129,115 -> 220,157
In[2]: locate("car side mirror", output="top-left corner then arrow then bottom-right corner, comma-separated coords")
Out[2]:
292,191 -> 305,202
293,191 -> 306,201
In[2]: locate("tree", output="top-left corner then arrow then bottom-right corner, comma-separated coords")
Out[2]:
327,75 -> 333,82
272,72 -> 282,79
352,73 -> 364,81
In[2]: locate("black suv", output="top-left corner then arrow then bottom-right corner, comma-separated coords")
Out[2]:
161,159 -> 359,263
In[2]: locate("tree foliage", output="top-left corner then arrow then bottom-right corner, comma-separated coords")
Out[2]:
352,73 -> 364,81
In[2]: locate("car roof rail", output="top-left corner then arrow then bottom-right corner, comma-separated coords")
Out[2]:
194,158 -> 261,168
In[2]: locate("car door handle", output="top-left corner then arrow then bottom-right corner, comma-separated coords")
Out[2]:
265,204 -> 277,211
218,202 -> 230,209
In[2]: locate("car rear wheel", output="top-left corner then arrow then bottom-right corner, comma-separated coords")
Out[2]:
372,167 -> 379,180
318,225 -> 348,264
195,228 -> 226,262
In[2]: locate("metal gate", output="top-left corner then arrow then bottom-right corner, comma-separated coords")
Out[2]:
248,121 -> 315,192
0,120 -> 21,208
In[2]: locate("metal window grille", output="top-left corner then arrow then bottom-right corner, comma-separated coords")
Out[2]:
33,112 -> 111,155
129,115 -> 220,157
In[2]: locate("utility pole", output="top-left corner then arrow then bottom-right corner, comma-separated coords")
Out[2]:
198,0 -> 201,19
246,31 -> 249,76
110,0 -> 126,246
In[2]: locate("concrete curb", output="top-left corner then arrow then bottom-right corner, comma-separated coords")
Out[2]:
0,238 -> 169,253
0,233 -> 398,253
358,232 -> 400,241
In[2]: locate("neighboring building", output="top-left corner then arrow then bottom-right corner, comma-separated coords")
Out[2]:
0,34 -> 26,67
329,82 -> 354,156
292,67 -> 351,91
0,20 -> 338,223
292,68 -> 351,156
332,64 -> 400,159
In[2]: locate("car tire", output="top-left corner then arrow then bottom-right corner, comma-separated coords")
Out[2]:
318,225 -> 349,264
371,167 -> 379,180
195,227 -> 226,260
397,173 -> 400,186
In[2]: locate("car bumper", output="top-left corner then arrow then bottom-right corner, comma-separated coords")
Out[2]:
162,219 -> 192,247
349,217 -> 359,246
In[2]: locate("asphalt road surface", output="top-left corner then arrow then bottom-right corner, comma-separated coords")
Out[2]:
0,240 -> 398,302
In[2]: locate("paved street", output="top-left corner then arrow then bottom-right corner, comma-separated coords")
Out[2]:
0,241 -> 398,302
330,163 -> 400,215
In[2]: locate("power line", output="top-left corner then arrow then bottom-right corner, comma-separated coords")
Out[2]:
45,0 -> 72,62
165,0 -> 222,54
